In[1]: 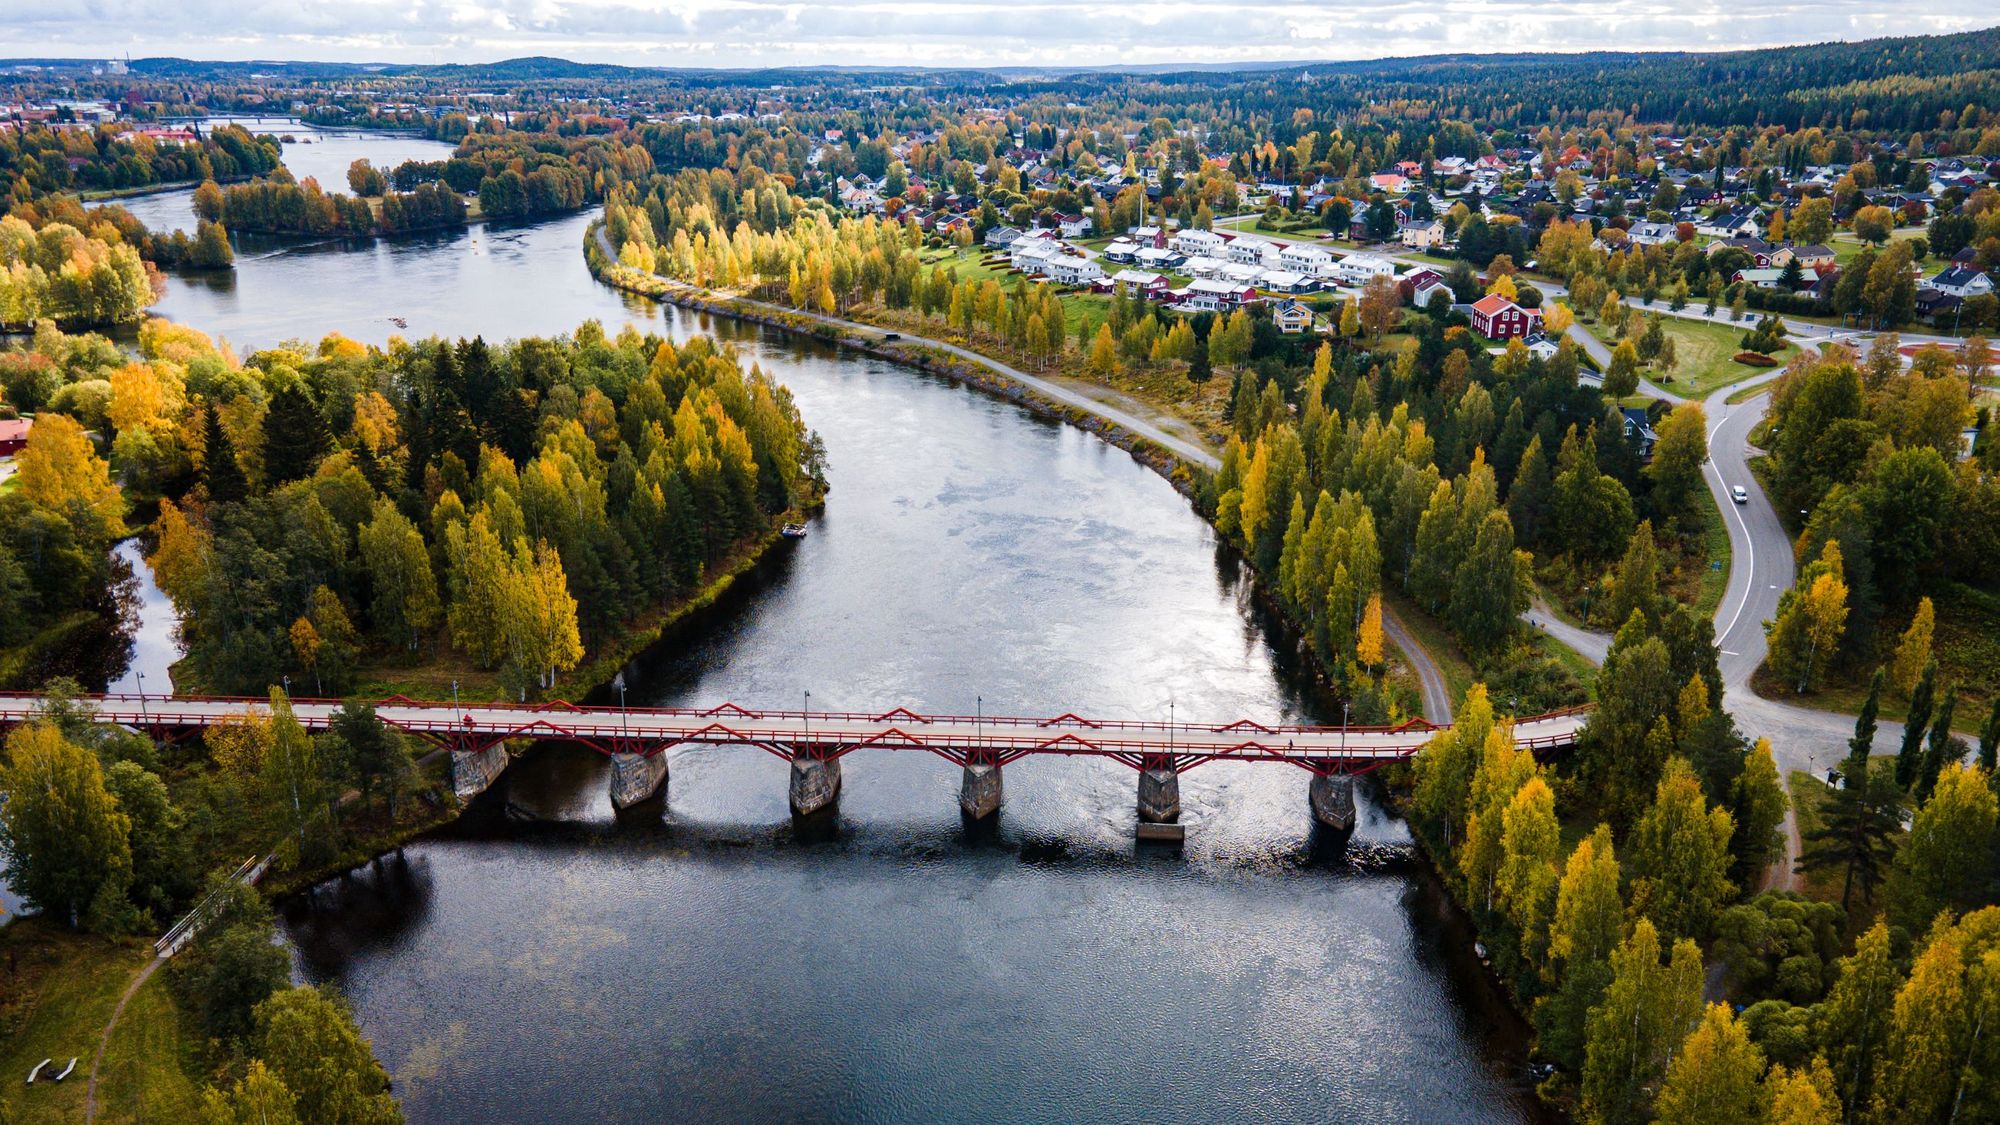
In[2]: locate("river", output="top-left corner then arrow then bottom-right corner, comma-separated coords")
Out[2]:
96,123 -> 1549,1122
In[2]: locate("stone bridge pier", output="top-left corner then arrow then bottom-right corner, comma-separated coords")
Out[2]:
1137,761 -> 1180,823
789,754 -> 842,817
610,749 -> 670,808
959,761 -> 1002,820
1309,773 -> 1356,832
451,743 -> 510,802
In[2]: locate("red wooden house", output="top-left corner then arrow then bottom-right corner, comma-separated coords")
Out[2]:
1470,294 -> 1539,340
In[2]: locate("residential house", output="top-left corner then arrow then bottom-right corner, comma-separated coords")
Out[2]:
1055,212 -> 1092,237
1331,252 -> 1396,287
1178,278 -> 1259,311
1229,238 -> 1277,266
1111,269 -> 1171,299
1134,246 -> 1183,270
1622,407 -> 1659,460
1279,244 -> 1337,276
1260,270 -> 1316,294
984,225 -> 1023,249
1410,277 -> 1454,310
1041,255 -> 1104,286
1769,243 -> 1836,271
0,417 -> 27,457
1101,238 -> 1140,263
1469,293 -> 1539,340
1625,221 -> 1680,246
1401,219 -> 1446,250
1272,299 -> 1318,334
1923,265 -> 1996,299
1735,267 -> 1822,291
1170,228 -> 1226,258
1698,206 -> 1763,238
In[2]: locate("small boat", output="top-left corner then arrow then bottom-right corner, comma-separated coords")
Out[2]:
781,523 -> 808,539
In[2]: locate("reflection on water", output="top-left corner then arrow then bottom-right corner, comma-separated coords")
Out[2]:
76,126 -> 1548,1123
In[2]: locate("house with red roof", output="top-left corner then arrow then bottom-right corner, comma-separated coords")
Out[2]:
1470,294 -> 1540,340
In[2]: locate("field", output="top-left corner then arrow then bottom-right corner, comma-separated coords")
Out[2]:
0,921 -> 202,1124
1594,314 -> 1796,397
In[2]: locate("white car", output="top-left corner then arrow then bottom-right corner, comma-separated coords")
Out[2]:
1732,486 -> 1749,504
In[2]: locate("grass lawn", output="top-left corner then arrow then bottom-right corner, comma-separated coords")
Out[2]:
1594,315 -> 1793,397
1828,229 -> 1933,268
0,921 -> 201,1124
1786,771 -> 1844,904
1693,486 -> 1733,618
1788,760 -> 1906,917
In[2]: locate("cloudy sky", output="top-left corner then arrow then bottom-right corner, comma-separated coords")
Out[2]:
4,0 -> 1996,69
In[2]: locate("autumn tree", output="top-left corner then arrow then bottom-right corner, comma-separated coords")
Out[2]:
0,722 -> 134,930
1889,596 -> 1935,697
1654,1004 -> 1766,1125
1628,757 -> 1736,942
252,987 -> 402,1125
1581,918 -> 1705,1125
16,411 -> 126,547
1815,921 -> 1901,1113
1888,763 -> 1997,933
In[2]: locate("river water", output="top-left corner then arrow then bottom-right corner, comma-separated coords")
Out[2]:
97,124 -> 1546,1122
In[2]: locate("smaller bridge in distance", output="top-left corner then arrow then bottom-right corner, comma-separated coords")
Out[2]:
0,694 -> 1591,834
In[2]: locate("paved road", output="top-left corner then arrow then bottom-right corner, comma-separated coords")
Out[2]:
1382,606 -> 1454,725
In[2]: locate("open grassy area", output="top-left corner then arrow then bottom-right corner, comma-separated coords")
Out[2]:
1593,315 -> 1794,397
1828,229 -> 1934,268
1786,771 -> 1843,904
1693,486 -> 1733,618
0,920 -> 200,1125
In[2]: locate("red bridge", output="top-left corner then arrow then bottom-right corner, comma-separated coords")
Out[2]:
0,693 -> 1590,832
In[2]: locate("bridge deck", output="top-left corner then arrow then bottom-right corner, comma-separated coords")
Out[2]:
0,694 -> 1589,774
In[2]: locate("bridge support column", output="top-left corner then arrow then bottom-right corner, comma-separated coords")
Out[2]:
609,751 -> 669,809
1309,774 -> 1356,832
1137,766 -> 1180,823
959,763 -> 1002,820
789,755 -> 842,817
451,744 -> 510,802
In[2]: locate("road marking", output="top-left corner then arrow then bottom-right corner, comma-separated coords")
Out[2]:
1721,650 -> 1740,656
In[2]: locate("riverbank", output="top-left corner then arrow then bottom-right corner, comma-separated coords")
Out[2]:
586,226 -> 1209,498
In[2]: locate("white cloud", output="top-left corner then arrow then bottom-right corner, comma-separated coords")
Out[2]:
4,0 -> 1995,68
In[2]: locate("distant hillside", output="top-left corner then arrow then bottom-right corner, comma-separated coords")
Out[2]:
6,24 -> 1997,130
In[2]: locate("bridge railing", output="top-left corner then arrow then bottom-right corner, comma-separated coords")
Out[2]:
4,693 -> 1589,737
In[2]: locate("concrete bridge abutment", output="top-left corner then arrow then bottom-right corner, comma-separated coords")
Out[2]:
789,755 -> 842,817
1137,766 -> 1181,823
959,763 -> 1002,820
1309,773 -> 1356,832
451,744 -> 510,802
609,750 -> 669,808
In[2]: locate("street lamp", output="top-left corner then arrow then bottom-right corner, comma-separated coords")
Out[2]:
281,675 -> 290,699
135,669 -> 148,726
1341,701 -> 1350,755
614,671 -> 628,739
804,690 -> 811,750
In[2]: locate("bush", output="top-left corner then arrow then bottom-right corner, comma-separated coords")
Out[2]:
1734,351 -> 1780,366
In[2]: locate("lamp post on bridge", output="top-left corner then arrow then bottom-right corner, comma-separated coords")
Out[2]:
614,671 -> 628,741
804,690 -> 811,752
1341,701 -> 1349,756
135,670 -> 148,727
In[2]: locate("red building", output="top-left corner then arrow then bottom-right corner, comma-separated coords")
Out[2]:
1470,294 -> 1540,340
0,418 -> 29,457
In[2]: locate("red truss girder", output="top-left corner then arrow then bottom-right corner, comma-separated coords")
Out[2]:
0,694 -> 1585,773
